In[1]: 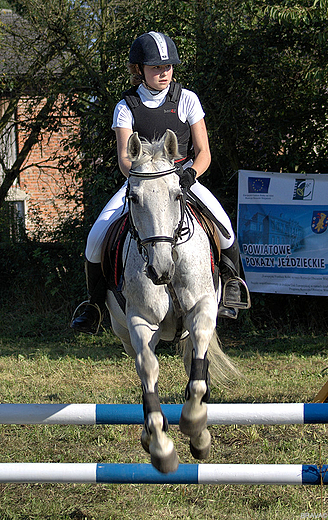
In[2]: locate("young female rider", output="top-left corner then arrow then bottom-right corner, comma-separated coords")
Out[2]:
71,31 -> 243,334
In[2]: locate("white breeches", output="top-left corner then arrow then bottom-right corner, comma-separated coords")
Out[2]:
85,180 -> 235,263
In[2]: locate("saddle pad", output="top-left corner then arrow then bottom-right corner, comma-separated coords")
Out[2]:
187,202 -> 221,267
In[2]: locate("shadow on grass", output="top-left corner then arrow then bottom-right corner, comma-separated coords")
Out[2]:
0,306 -> 181,362
0,303 -> 327,362
217,312 -> 328,358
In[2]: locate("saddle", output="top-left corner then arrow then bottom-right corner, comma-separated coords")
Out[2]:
101,204 -> 221,314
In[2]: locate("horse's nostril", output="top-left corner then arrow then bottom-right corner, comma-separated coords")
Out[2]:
147,264 -> 175,285
147,265 -> 158,282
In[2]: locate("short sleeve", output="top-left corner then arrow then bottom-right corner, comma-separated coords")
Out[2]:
179,89 -> 205,126
112,100 -> 134,129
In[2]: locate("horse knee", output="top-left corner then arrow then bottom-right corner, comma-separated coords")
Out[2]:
187,296 -> 217,327
135,350 -> 159,392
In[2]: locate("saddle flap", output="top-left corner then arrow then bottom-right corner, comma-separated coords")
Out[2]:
101,213 -> 129,296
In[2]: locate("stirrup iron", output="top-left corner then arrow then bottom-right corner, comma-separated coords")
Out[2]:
222,277 -> 251,310
71,300 -> 102,335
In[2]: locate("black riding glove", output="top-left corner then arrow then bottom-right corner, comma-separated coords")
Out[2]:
178,167 -> 197,189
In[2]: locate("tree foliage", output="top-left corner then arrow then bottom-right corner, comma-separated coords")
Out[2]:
1,0 -> 328,222
189,0 -> 328,215
0,0 -> 328,330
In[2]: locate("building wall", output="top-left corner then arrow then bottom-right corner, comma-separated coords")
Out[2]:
16,97 -> 82,237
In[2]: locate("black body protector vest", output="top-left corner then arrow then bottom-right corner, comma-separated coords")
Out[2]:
123,82 -> 193,163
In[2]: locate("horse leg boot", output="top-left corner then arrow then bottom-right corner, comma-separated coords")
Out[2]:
179,351 -> 211,460
218,238 -> 243,319
71,261 -> 107,334
141,384 -> 179,474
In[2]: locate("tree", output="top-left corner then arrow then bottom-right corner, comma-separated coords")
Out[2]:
187,0 -> 328,218
1,0 -> 327,330
2,0 -> 328,225
0,0 -> 201,226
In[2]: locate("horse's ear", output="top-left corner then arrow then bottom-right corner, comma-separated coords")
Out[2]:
127,132 -> 142,162
163,129 -> 179,161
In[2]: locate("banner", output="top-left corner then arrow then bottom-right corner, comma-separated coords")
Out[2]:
237,170 -> 328,296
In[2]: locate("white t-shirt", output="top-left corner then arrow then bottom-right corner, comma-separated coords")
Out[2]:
112,83 -> 205,129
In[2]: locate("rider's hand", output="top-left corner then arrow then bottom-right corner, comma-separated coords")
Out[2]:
178,167 -> 197,189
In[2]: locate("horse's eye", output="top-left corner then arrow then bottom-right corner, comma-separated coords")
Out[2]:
128,195 -> 139,205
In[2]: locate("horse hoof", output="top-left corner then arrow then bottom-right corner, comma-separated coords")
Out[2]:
190,428 -> 211,460
141,428 -> 150,454
151,448 -> 179,474
179,407 -> 207,438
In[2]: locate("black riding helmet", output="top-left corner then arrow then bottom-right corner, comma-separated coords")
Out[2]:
129,31 -> 181,66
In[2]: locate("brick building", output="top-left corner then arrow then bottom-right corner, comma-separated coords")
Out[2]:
0,9 -> 81,240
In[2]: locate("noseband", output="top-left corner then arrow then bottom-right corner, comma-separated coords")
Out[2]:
127,167 -> 187,262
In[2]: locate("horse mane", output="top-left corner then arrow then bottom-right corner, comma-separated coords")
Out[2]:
130,137 -> 180,169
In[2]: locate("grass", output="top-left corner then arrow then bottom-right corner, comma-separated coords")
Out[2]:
0,306 -> 328,519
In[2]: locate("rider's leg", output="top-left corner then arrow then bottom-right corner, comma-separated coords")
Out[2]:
71,182 -> 127,334
190,181 -> 245,319
85,181 -> 128,264
190,181 -> 235,247
217,238 -> 241,319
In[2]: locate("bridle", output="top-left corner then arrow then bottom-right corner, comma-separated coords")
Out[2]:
127,166 -> 188,262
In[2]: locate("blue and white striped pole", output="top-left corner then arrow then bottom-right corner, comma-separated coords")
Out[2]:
0,403 -> 328,425
0,463 -> 327,485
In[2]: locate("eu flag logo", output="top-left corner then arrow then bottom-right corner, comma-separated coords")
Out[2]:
248,177 -> 271,193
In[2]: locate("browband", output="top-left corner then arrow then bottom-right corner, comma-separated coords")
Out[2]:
128,167 -> 179,179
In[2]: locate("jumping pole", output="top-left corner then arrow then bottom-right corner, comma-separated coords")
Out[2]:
0,463 -> 327,485
1,403 -> 328,425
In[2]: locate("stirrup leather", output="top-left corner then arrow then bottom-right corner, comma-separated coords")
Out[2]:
222,277 -> 251,310
71,300 -> 102,335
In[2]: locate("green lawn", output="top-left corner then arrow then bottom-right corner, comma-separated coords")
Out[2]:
0,310 -> 328,519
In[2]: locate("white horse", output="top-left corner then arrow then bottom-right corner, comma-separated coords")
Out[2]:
105,129 -> 238,474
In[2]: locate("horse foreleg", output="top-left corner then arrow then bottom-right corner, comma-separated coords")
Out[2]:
129,316 -> 179,474
141,384 -> 179,473
179,296 -> 216,460
179,351 -> 211,459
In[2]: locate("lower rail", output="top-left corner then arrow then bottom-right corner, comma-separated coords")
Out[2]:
0,463 -> 327,485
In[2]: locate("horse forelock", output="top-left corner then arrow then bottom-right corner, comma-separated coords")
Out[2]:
130,138 -> 175,172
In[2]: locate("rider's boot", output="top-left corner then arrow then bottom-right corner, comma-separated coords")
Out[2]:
71,261 -> 108,334
218,239 -> 244,320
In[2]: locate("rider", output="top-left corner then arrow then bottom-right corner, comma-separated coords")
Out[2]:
71,31 -> 244,334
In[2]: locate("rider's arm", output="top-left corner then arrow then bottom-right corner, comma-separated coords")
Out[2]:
190,118 -> 211,178
115,127 -> 133,178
